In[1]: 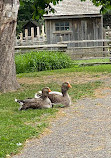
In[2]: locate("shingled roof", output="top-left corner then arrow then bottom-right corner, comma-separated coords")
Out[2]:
44,0 -> 101,19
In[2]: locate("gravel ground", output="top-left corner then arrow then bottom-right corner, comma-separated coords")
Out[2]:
12,80 -> 111,158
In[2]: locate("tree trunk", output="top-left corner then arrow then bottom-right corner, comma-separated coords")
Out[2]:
0,0 -> 20,93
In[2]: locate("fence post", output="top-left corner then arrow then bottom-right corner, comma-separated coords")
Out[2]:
31,27 -> 34,42
59,35 -> 63,42
25,29 -> 28,41
109,38 -> 111,62
42,25 -> 45,41
108,26 -> 111,62
110,43 -> 111,62
20,32 -> 23,45
37,27 -> 40,40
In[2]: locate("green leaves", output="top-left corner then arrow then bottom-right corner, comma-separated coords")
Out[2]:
15,51 -> 73,74
81,0 -> 111,13
18,0 -> 62,21
19,0 -> 111,21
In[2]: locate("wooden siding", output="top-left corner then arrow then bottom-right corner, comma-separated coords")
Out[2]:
45,16 -> 103,45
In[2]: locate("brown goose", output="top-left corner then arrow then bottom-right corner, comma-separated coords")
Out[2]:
35,82 -> 72,107
15,87 -> 52,110
48,82 -> 72,107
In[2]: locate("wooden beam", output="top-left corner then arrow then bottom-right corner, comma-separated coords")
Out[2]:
15,44 -> 67,49
44,14 -> 102,20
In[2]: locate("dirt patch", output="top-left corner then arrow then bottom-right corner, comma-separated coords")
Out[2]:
17,77 -> 42,85
94,87 -> 111,98
17,72 -> 107,85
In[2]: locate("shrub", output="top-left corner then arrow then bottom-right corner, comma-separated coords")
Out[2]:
15,51 -> 73,74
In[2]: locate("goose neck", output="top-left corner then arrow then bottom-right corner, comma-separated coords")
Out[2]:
62,90 -> 68,97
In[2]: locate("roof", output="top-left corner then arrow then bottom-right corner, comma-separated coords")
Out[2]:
44,0 -> 101,19
23,20 -> 40,28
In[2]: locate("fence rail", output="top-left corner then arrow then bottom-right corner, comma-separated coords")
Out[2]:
57,39 -> 111,60
58,39 -> 111,44
16,25 -> 46,46
15,26 -> 111,61
15,44 -> 67,53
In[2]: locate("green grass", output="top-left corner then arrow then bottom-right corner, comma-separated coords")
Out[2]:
77,64 -> 111,73
73,58 -> 110,64
0,68 -> 103,157
0,84 -> 58,158
17,64 -> 111,78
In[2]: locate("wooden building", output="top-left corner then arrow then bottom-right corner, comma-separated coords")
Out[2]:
44,0 -> 103,44
22,20 -> 41,37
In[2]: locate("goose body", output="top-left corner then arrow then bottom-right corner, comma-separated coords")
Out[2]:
48,82 -> 72,107
35,82 -> 72,107
15,87 -> 52,110
48,92 -> 71,107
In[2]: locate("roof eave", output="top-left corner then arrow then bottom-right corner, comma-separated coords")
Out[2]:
44,14 -> 102,20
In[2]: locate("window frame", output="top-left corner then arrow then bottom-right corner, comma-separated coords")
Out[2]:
55,21 -> 70,31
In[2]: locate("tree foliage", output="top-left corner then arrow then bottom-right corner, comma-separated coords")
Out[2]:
19,0 -> 62,20
18,0 -> 111,21
17,0 -> 111,34
17,0 -> 62,34
103,10 -> 111,28
81,0 -> 111,13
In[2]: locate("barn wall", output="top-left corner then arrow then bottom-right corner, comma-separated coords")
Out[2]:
45,19 -> 72,44
45,16 -> 103,45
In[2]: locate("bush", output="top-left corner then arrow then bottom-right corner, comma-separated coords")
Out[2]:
15,51 -> 73,74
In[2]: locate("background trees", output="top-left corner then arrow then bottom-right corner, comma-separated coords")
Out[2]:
17,0 -> 62,35
0,0 -> 111,93
17,0 -> 111,35
81,0 -> 111,13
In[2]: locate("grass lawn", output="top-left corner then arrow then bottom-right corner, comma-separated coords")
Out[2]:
1,64 -> 111,157
73,58 -> 110,65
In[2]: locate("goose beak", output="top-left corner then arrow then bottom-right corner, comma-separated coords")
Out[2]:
48,88 -> 51,92
68,83 -> 72,88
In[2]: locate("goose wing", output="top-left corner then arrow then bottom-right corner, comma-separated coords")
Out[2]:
48,93 -> 63,104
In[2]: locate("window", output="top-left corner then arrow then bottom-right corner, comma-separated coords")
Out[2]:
55,22 -> 69,31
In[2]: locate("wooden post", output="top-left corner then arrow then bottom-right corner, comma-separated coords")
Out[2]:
31,27 -> 34,42
109,44 -> 111,62
42,25 -> 45,41
59,35 -> 63,42
108,27 -> 111,62
19,32 -> 23,44
37,27 -> 40,40
25,29 -> 28,41
42,25 -> 45,35
109,40 -> 111,62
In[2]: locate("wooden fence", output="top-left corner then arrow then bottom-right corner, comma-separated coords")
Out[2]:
15,25 -> 46,46
56,26 -> 111,59
15,26 -> 111,61
57,39 -> 111,60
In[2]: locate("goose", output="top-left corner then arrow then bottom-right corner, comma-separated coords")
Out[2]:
48,82 -> 72,107
15,87 -> 52,110
35,82 -> 72,107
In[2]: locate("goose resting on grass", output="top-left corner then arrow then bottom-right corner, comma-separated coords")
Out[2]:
15,87 -> 52,110
35,82 -> 72,107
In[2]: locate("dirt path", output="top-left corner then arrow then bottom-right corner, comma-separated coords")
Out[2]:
13,76 -> 111,158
